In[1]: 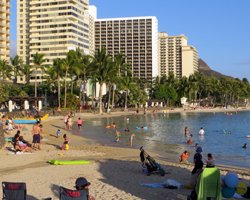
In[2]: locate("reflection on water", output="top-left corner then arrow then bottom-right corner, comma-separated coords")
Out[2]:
81,111 -> 250,168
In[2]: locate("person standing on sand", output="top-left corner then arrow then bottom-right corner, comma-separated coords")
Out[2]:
32,121 -> 42,150
64,114 -> 69,129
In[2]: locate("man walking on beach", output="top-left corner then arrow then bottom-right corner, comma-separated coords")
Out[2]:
32,121 -> 42,150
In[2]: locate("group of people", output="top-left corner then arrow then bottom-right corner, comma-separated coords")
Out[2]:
1,115 -> 25,134
12,130 -> 33,153
180,145 -> 215,189
64,111 -> 84,131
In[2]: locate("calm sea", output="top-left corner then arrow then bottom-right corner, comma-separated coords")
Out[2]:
78,111 -> 250,168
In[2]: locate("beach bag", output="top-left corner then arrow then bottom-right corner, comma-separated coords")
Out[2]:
164,179 -> 182,189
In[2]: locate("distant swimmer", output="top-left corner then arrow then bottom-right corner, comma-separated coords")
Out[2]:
242,143 -> 247,149
106,122 -> 116,129
223,129 -> 231,134
124,128 -> 130,132
198,127 -> 205,135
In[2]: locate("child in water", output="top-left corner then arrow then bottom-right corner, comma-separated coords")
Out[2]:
187,134 -> 193,145
130,133 -> 135,147
115,129 -> 121,142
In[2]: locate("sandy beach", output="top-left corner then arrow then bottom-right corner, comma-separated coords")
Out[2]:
1,107 -> 250,200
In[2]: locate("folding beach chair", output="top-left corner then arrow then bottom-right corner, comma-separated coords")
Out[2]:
59,186 -> 88,200
2,182 -> 27,200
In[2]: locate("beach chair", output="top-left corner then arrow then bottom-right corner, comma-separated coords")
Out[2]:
2,181 -> 27,200
59,186 -> 88,200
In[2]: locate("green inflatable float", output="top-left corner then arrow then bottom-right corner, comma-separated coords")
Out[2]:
48,160 -> 91,165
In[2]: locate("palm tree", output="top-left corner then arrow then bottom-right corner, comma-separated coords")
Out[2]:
0,59 -> 12,81
62,50 -> 75,108
11,55 -> 23,84
22,64 -> 32,85
32,52 -> 45,97
75,53 -> 92,106
47,58 -> 63,110
112,54 -> 126,109
118,75 -> 136,111
90,48 -> 112,114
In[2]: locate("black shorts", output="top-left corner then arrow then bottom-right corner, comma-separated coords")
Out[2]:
32,134 -> 41,143
78,124 -> 82,127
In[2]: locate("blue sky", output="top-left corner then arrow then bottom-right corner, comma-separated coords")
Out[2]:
10,0 -> 250,80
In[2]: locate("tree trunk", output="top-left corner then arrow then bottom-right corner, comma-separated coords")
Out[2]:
35,67 -> 37,98
79,80 -> 82,105
91,83 -> 95,109
107,85 -> 111,113
111,85 -> 115,108
57,77 -> 61,109
71,78 -> 73,94
64,72 -> 68,108
99,83 -> 103,114
124,90 -> 128,111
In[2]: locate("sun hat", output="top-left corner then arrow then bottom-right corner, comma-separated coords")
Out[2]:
196,146 -> 203,153
75,177 -> 90,189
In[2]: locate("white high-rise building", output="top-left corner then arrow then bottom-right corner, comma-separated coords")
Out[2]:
95,16 -> 159,80
88,5 -> 97,55
17,0 -> 90,66
158,32 -> 198,78
0,0 -> 10,61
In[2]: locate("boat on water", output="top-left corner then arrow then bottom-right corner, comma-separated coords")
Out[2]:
13,114 -> 49,124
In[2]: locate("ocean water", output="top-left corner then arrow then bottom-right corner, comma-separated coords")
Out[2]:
79,111 -> 250,168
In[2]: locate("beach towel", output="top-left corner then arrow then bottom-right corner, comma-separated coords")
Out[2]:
140,183 -> 165,188
196,167 -> 222,200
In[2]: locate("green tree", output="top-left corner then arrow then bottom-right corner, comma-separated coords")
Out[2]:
0,59 -> 12,81
90,48 -> 112,114
11,55 -> 23,84
47,58 -> 64,109
32,52 -> 46,97
62,50 -> 75,108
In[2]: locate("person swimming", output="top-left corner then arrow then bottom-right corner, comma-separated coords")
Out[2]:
242,143 -> 247,149
124,128 -> 130,132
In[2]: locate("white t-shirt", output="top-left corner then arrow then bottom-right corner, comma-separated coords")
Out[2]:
199,129 -> 205,135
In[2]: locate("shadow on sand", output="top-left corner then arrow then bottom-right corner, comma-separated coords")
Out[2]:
97,159 -> 191,200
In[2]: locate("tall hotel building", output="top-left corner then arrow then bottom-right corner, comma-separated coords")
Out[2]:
95,16 -> 159,80
17,0 -> 91,65
0,0 -> 10,61
158,32 -> 198,78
